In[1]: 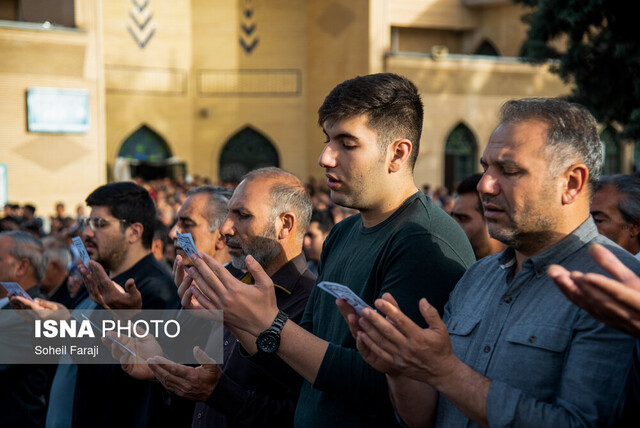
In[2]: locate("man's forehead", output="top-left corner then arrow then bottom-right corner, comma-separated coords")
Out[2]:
323,114 -> 373,135
89,205 -> 113,217
229,179 -> 271,209
179,194 -> 208,217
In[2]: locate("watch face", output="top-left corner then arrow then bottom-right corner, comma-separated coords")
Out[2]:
257,332 -> 279,354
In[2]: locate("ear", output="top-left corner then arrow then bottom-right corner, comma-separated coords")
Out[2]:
127,222 -> 144,244
629,221 -> 640,241
151,239 -> 164,257
15,258 -> 30,278
277,212 -> 296,240
214,230 -> 226,251
388,139 -> 413,173
560,163 -> 589,205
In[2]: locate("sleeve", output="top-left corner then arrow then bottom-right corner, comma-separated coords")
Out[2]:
486,312 -> 635,427
314,231 -> 470,397
205,371 -> 299,427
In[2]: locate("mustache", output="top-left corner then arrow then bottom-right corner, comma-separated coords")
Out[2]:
225,236 -> 243,250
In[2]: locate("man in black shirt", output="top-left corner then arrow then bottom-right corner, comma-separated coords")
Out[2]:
109,169 -> 315,427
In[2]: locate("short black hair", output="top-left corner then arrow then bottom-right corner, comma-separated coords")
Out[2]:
456,173 -> 483,215
310,210 -> 334,234
318,73 -> 424,170
85,182 -> 156,249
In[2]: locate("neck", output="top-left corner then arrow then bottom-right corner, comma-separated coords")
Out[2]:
109,246 -> 150,278
40,272 -> 67,293
360,179 -> 418,228
513,209 -> 589,273
213,249 -> 232,266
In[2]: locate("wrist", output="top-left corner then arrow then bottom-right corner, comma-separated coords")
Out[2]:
429,355 -> 462,392
253,307 -> 280,336
256,310 -> 289,354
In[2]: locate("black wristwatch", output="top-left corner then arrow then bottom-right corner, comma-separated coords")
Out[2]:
256,310 -> 289,354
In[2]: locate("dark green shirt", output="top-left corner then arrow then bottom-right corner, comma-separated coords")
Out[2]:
294,191 -> 475,427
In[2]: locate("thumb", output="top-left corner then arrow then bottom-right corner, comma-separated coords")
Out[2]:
193,346 -> 218,368
245,255 -> 272,288
419,298 -> 445,331
125,279 -> 140,296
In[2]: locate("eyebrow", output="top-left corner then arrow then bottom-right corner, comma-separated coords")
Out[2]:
322,128 -> 360,142
589,210 -> 609,218
480,158 -> 522,169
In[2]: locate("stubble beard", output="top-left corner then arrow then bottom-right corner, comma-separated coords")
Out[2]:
229,222 -> 281,271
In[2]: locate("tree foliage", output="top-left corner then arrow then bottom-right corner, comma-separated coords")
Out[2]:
514,0 -> 640,141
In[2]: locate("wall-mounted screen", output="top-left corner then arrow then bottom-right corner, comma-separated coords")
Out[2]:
26,87 -> 89,134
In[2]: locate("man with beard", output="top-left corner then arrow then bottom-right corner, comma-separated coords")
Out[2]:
184,73 -> 475,426
119,167 -> 315,427
169,185 -> 241,277
0,231 -> 48,428
45,182 -> 179,428
347,98 -> 640,427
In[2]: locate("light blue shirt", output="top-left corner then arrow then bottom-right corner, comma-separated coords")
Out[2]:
436,219 -> 640,427
45,296 -> 97,428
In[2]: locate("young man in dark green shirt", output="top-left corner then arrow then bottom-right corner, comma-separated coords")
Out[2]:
187,73 -> 475,426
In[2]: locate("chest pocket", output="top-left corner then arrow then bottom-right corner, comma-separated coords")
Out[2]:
505,324 -> 572,353
447,315 -> 481,360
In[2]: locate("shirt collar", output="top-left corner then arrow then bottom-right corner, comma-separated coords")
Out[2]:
240,252 -> 308,295
498,217 -> 598,276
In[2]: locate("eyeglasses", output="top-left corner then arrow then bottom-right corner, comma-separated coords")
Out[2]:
81,217 -> 129,231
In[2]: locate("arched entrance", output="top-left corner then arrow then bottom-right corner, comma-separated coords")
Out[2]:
444,123 -> 477,193
116,125 -> 184,180
218,126 -> 279,185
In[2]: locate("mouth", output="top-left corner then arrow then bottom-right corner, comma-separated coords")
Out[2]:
325,173 -> 342,190
175,247 -> 193,266
482,201 -> 506,219
225,239 -> 243,255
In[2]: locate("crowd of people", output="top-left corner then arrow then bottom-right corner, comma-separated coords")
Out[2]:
1,72 -> 640,428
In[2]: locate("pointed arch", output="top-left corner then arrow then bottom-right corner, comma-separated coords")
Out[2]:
118,125 -> 172,162
218,126 -> 279,184
444,123 -> 477,193
600,126 -> 621,174
474,39 -> 500,56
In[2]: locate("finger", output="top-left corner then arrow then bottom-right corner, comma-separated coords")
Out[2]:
336,298 -> 361,339
37,299 -> 63,310
181,285 -> 195,309
372,298 -> 424,338
358,308 -> 407,352
190,284 -> 220,310
177,274 -> 193,300
380,293 -> 400,308
245,255 -> 272,287
173,255 -> 185,287
548,264 -> 583,299
187,258 -> 229,304
124,279 -> 141,298
577,272 -> 640,311
193,346 -> 218,366
12,295 -> 35,309
148,356 -> 187,378
418,298 -> 446,331
356,331 -> 395,372
589,244 -> 640,286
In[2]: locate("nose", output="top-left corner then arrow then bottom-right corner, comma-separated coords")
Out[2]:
318,143 -> 337,168
220,217 -> 234,238
477,171 -> 499,196
81,224 -> 94,240
168,223 -> 178,240
303,235 -> 311,248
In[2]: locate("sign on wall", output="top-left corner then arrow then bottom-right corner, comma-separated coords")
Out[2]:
0,164 -> 7,206
26,87 -> 89,134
